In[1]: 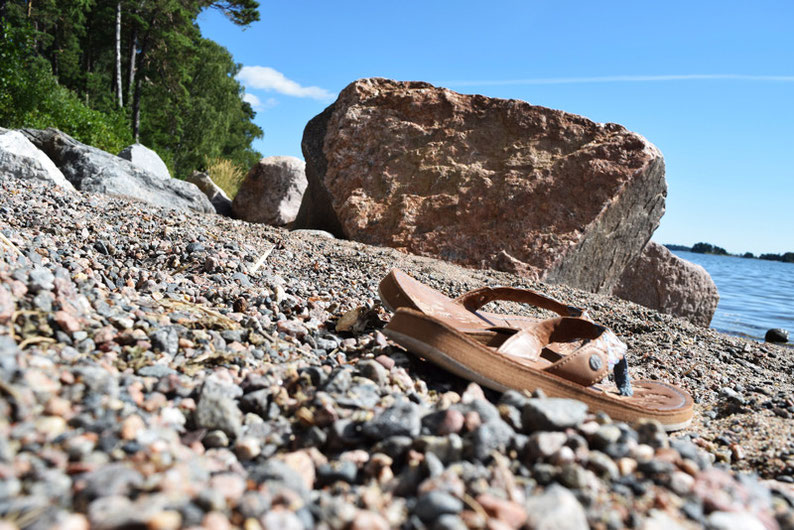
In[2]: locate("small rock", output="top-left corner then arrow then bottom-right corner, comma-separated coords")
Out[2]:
475,493 -> 527,529
524,484 -> 588,529
523,398 -> 588,431
765,328 -> 788,343
195,392 -> 243,438
362,401 -> 422,440
350,510 -> 389,530
235,437 -> 262,460
414,491 -> 464,523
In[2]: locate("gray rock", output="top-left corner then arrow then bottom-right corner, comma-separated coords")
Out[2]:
249,460 -> 310,499
117,143 -> 170,180
524,484 -> 588,530
75,463 -> 144,508
21,128 -> 213,213
186,170 -> 232,216
357,359 -> 389,387
0,128 -> 74,190
136,365 -> 177,378
232,156 -> 307,226
613,241 -> 719,327
316,460 -> 358,485
0,335 -> 19,378
194,391 -> 243,438
29,266 -> 55,292
470,419 -> 515,461
150,326 -> 179,356
522,398 -> 588,431
362,401 -> 422,440
414,491 -> 464,523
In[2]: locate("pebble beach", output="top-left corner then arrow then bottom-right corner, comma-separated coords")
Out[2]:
1,176 -> 794,529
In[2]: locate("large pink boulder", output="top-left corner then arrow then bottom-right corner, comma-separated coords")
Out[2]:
613,241 -> 719,326
295,78 -> 666,293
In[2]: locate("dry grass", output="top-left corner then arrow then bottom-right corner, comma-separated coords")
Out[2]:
206,157 -> 246,199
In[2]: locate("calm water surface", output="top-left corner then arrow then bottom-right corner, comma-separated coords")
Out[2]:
672,250 -> 794,340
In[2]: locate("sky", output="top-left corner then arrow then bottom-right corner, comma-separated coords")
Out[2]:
197,0 -> 794,255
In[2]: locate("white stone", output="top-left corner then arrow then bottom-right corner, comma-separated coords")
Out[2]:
0,128 -> 74,189
118,143 -> 170,180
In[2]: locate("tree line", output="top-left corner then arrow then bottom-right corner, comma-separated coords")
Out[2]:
665,243 -> 794,263
0,0 -> 262,178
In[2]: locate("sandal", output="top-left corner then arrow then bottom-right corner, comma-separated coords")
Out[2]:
379,269 -> 586,332
384,308 -> 694,431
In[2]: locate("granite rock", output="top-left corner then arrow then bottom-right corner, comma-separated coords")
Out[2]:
0,128 -> 74,190
613,241 -> 719,326
21,128 -> 212,213
296,78 -> 666,293
232,156 -> 307,226
117,143 -> 170,180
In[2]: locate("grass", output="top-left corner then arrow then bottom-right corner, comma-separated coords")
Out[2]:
206,157 -> 247,199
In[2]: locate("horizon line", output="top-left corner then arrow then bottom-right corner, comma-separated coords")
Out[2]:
442,74 -> 794,87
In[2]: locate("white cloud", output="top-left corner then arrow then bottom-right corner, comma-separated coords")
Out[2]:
242,93 -> 262,109
444,74 -> 794,87
237,66 -> 335,101
242,93 -> 278,112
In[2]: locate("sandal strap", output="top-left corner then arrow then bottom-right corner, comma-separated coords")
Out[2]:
454,286 -> 585,317
495,318 -> 633,395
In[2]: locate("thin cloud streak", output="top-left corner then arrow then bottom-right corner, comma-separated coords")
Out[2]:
444,74 -> 794,87
237,66 -> 335,101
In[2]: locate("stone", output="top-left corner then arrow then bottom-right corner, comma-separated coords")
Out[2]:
522,398 -> 588,431
117,143 -> 170,180
475,493 -> 527,529
194,391 -> 243,438
613,241 -> 719,326
413,491 -> 464,523
0,128 -> 74,189
187,170 -> 233,216
232,156 -> 307,226
21,128 -> 213,213
524,484 -> 588,530
362,401 -> 422,440
296,78 -> 666,293
765,328 -> 788,343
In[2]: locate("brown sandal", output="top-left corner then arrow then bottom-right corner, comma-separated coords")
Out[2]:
379,269 -> 586,332
384,308 -> 694,431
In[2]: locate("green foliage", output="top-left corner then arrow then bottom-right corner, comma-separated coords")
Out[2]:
0,21 -> 132,153
759,252 -> 794,264
1,0 -> 262,175
139,36 -> 262,177
691,242 -> 728,255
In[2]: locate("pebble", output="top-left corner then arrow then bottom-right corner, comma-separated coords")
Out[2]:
414,490 -> 464,522
0,176 -> 791,530
522,398 -> 588,431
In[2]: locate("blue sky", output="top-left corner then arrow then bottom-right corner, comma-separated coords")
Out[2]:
198,1 -> 793,255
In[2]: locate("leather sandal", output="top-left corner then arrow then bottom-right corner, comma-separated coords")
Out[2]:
379,269 -> 587,332
384,308 -> 694,431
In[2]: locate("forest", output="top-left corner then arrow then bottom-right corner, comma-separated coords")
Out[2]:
0,0 -> 262,179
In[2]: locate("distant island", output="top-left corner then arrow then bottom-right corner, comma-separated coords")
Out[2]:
665,243 -> 794,263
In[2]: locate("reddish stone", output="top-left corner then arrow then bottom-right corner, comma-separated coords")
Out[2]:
297,78 -> 666,293
476,493 -> 528,529
613,241 -> 719,326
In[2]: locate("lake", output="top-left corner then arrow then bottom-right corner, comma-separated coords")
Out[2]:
671,250 -> 793,341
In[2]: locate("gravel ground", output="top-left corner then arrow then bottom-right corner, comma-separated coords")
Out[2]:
1,176 -> 793,529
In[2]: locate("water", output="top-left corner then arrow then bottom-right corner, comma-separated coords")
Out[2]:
671,250 -> 794,340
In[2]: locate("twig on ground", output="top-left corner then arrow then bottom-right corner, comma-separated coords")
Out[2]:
0,232 -> 21,256
249,244 -> 275,275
